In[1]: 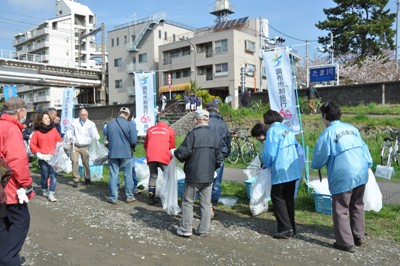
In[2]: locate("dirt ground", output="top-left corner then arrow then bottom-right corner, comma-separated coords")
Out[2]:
20,173 -> 400,266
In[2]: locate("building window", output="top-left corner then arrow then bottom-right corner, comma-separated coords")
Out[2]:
116,37 -> 119,46
245,40 -> 256,52
139,53 -> 147,63
111,39 -> 114,47
159,30 -> 162,39
173,34 -> 176,42
114,58 -> 122,67
124,35 -> 127,44
132,56 -> 136,64
182,69 -> 190,77
175,71 -> 181,79
164,32 -> 167,40
214,39 -> 228,54
115,79 -> 123,89
215,63 -> 228,76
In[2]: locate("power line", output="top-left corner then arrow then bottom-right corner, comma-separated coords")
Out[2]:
268,23 -> 319,43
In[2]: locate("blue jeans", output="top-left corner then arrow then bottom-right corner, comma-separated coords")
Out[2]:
211,161 -> 224,204
38,159 -> 57,193
109,158 -> 134,202
132,164 -> 138,189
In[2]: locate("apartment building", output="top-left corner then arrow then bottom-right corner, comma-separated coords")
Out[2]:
158,17 -> 268,109
13,0 -> 99,111
107,11 -> 194,105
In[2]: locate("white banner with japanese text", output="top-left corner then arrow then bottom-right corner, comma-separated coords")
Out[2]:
134,72 -> 155,136
263,49 -> 300,134
60,87 -> 74,134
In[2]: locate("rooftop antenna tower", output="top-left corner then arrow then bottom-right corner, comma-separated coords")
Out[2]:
209,0 -> 235,24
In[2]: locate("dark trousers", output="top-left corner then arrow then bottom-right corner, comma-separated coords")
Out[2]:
0,204 -> 30,266
148,162 -> 166,194
271,180 -> 296,233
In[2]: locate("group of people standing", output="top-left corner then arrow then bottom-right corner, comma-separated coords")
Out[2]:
184,94 -> 202,112
0,94 -> 373,265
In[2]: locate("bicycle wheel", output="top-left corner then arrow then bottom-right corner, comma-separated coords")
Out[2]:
381,145 -> 392,167
227,140 -> 240,164
241,141 -> 256,165
300,101 -> 311,114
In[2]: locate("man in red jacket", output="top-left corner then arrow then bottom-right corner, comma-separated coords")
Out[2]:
0,97 -> 35,265
144,120 -> 176,204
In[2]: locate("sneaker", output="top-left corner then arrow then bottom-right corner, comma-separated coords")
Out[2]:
148,193 -> 159,205
354,238 -> 363,247
84,179 -> 92,185
133,188 -> 141,195
48,193 -> 57,202
176,228 -> 192,237
42,190 -> 48,198
126,197 -> 136,203
210,206 -> 215,219
333,242 -> 355,253
20,256 -> 26,265
107,198 -> 117,205
72,182 -> 79,188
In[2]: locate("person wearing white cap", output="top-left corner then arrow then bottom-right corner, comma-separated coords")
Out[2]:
174,109 -> 224,237
105,107 -> 137,204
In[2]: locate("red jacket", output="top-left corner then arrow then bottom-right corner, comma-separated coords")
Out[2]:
30,128 -> 62,154
0,114 -> 35,204
144,121 -> 176,165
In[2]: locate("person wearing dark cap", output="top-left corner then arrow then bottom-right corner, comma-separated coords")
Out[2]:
105,107 -> 137,204
205,101 -> 231,218
65,108 -> 100,187
174,109 -> 224,237
0,97 -> 35,265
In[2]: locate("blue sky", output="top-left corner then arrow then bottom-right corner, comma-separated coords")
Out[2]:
0,0 -> 398,58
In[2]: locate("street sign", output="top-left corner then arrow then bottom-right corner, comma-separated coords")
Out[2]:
168,73 -> 172,90
309,65 -> 336,82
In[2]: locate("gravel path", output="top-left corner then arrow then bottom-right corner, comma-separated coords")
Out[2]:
20,173 -> 400,266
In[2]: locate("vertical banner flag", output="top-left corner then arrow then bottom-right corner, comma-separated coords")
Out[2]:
3,85 -> 18,100
134,72 -> 155,136
263,49 -> 300,134
60,87 -> 74,134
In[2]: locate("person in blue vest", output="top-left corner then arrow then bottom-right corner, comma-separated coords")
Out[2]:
312,101 -> 372,253
260,109 -> 303,239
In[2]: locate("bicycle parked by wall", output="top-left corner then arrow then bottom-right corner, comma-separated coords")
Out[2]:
381,127 -> 400,167
227,128 -> 261,164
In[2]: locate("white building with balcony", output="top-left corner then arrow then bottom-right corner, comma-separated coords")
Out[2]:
13,0 -> 100,111
107,11 -> 194,105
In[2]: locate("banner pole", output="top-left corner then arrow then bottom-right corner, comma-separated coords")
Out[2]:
289,46 -> 309,186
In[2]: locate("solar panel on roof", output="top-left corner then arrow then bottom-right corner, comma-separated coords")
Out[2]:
214,22 -> 222,29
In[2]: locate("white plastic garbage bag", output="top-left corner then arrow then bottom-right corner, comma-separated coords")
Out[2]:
363,168 -> 382,212
250,168 -> 272,216
243,155 -> 261,180
307,178 -> 331,195
48,142 -> 72,173
159,157 -> 181,215
88,140 -> 108,165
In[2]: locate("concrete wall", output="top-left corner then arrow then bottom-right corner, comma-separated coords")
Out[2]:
251,81 -> 400,106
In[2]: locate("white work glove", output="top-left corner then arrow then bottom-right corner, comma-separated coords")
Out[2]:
170,148 -> 176,157
214,171 -> 218,179
16,188 -> 29,204
36,152 -> 43,160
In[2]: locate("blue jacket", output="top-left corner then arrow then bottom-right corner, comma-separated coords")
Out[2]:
106,117 -> 137,159
311,120 -> 372,195
261,122 -> 303,185
208,111 -> 231,158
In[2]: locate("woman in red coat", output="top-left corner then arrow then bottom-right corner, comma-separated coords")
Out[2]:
30,112 -> 62,202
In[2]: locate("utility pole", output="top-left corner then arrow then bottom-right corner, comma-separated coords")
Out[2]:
306,40 -> 309,88
396,0 -> 399,79
100,23 -> 106,105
